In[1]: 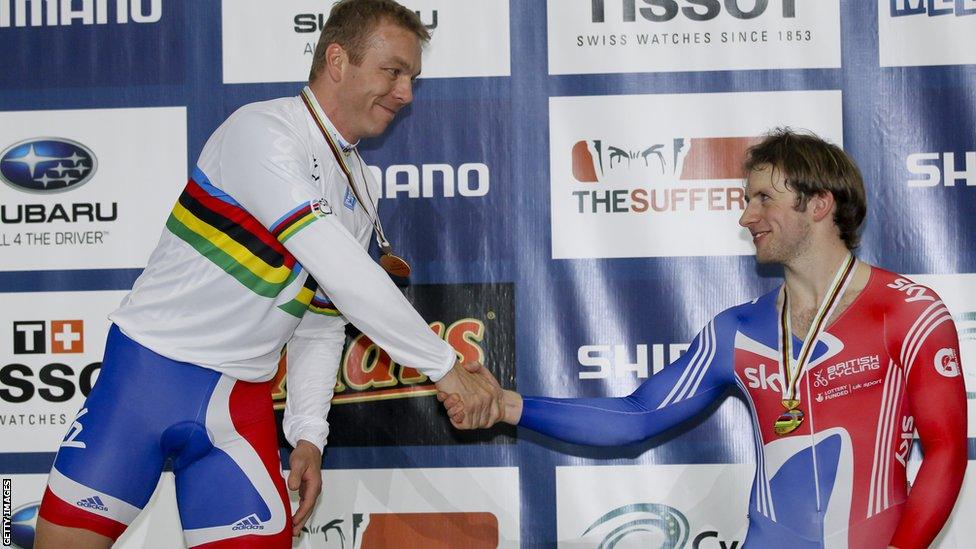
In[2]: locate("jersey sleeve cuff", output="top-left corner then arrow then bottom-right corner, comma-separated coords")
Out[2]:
284,420 -> 329,454
423,345 -> 458,383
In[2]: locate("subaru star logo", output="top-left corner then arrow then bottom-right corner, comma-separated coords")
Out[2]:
0,138 -> 98,194
10,502 -> 40,549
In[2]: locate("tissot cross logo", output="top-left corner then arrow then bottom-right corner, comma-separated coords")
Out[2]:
12,320 -> 84,354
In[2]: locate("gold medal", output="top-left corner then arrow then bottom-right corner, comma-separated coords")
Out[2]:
380,253 -> 411,277
773,406 -> 804,435
774,254 -> 856,437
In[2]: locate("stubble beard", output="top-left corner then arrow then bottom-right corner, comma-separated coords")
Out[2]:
755,221 -> 813,266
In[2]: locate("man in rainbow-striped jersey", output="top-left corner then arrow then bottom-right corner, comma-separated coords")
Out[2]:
36,2 -> 503,548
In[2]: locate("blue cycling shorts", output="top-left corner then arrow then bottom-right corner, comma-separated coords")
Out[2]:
39,325 -> 292,547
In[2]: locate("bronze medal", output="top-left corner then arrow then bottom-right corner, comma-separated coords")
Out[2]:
380,253 -> 411,277
301,88 -> 411,278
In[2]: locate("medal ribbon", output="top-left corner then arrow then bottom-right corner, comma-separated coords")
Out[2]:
299,88 -> 395,254
779,253 -> 857,406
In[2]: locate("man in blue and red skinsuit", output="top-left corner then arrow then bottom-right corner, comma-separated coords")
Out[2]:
445,129 -> 968,548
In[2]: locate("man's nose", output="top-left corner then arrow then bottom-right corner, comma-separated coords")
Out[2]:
394,77 -> 413,105
739,201 -> 757,227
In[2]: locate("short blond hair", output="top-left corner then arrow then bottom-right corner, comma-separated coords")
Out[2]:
308,0 -> 430,82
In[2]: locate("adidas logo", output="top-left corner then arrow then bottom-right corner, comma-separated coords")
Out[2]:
77,496 -> 109,512
231,514 -> 264,531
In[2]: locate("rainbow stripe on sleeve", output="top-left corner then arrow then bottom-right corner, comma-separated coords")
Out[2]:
165,169 -> 304,298
277,276 -> 340,318
270,203 -> 318,243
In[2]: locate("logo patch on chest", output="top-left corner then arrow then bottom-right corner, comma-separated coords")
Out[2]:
344,187 -> 357,211
310,197 -> 333,218
812,355 -> 885,402
817,355 -> 881,386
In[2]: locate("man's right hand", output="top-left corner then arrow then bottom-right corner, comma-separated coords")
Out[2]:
437,361 -> 522,429
433,361 -> 504,429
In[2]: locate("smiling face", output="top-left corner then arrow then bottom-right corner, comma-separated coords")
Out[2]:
333,20 -> 421,142
739,163 -> 814,265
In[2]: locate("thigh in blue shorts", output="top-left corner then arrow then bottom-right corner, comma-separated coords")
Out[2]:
39,325 -> 292,548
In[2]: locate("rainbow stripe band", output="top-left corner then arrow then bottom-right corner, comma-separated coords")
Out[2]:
166,173 -> 302,298
277,276 -> 340,318
270,203 -> 318,244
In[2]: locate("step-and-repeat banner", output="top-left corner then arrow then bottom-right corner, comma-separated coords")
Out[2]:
1,1 -> 974,547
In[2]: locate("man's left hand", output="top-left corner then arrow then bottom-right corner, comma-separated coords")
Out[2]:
288,440 -> 323,537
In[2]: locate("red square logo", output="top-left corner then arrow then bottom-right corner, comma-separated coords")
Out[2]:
50,320 -> 84,354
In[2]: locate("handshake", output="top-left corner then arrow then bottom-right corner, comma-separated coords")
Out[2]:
433,361 -> 521,429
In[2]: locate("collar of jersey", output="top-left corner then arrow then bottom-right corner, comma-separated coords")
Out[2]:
301,86 -> 358,153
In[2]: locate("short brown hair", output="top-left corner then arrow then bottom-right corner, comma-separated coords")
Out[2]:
308,0 -> 430,82
744,128 -> 867,250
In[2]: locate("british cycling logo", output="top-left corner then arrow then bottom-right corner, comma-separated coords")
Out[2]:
10,501 -> 40,549
0,138 -> 97,194
890,0 -> 976,17
934,348 -> 960,377
822,355 -> 881,384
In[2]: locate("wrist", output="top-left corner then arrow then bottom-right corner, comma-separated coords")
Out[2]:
294,439 -> 323,457
502,390 -> 523,425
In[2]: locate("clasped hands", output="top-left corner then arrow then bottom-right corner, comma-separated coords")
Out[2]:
434,360 -> 521,429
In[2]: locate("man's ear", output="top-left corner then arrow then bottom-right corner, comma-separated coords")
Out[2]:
325,43 -> 347,82
810,190 -> 835,222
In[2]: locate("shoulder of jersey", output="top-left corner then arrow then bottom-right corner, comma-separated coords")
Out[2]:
711,290 -> 775,336
873,268 -> 947,321
225,96 -> 306,132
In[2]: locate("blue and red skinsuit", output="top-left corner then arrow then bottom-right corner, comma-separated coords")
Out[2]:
520,268 -> 967,548
40,326 -> 291,547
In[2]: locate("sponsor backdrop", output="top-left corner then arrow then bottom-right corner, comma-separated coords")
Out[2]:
1,0 -> 973,547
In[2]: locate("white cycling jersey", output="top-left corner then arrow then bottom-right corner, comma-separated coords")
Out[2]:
110,87 -> 455,450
